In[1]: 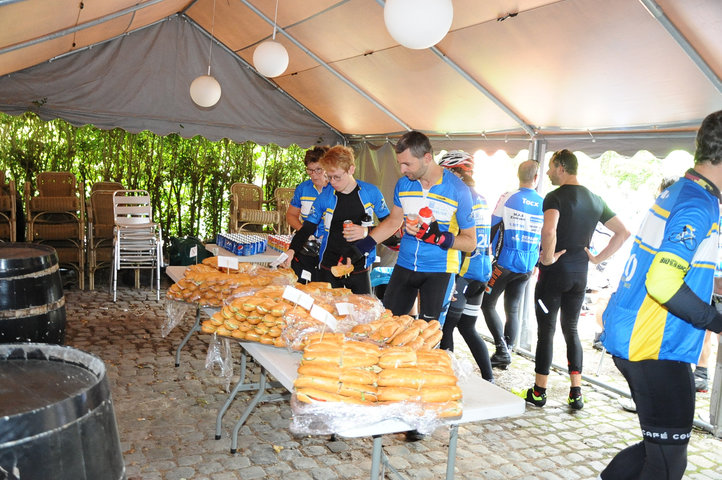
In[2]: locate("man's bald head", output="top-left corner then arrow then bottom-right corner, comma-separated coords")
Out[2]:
518,160 -> 539,186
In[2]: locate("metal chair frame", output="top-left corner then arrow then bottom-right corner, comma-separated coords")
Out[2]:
87,182 -> 123,290
111,190 -> 162,301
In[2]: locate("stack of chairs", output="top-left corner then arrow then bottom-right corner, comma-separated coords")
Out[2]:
112,190 -> 163,301
25,172 -> 85,289
273,187 -> 295,235
228,182 -> 280,233
87,181 -> 124,290
0,172 -> 17,242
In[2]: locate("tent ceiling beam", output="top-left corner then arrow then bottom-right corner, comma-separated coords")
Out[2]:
183,14 -> 345,143
0,0 -> 168,56
373,0 -> 535,139
239,0 -> 412,132
639,0 -> 722,93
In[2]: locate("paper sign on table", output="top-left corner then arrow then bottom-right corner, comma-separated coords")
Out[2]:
270,252 -> 288,268
311,305 -> 338,330
189,245 -> 198,258
217,255 -> 239,270
300,270 -> 312,281
335,302 -> 354,316
282,285 -> 314,310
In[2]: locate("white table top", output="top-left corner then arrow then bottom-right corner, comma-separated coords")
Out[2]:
205,243 -> 280,264
242,340 -> 526,438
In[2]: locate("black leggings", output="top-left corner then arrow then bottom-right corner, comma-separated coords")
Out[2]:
534,268 -> 586,375
481,263 -> 531,347
601,357 -> 694,480
382,265 -> 454,324
441,276 -> 493,381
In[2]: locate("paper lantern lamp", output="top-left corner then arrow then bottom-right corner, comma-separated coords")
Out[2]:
190,74 -> 221,108
384,0 -> 453,50
253,40 -> 289,78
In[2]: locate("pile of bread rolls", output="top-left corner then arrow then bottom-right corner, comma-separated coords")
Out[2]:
294,335 -> 462,417
166,259 -> 296,306
199,282 -> 387,348
349,315 -> 443,350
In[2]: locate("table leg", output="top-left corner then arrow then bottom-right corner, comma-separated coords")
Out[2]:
230,368 -> 268,454
175,305 -> 201,367
370,435 -> 383,480
216,352 -> 261,439
446,424 -> 459,480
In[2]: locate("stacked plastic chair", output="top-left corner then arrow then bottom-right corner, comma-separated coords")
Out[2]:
0,171 -> 17,242
228,182 -> 280,233
87,181 -> 124,290
112,190 -> 163,301
25,172 -> 85,288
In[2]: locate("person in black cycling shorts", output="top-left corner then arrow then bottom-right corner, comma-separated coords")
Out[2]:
352,131 -> 477,324
600,110 -> 722,479
515,149 -> 629,410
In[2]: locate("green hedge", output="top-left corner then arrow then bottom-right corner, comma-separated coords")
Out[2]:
0,112 -> 307,240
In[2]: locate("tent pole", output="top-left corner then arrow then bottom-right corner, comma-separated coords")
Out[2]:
238,0 -> 411,133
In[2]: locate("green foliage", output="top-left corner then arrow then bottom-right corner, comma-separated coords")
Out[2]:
0,112 -> 306,240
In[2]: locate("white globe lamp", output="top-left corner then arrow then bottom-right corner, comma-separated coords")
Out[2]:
253,40 -> 289,78
190,74 -> 222,108
384,0 -> 454,50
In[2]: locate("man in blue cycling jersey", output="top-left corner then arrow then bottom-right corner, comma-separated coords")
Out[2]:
482,160 -> 544,368
600,110 -> 722,480
353,131 -> 477,325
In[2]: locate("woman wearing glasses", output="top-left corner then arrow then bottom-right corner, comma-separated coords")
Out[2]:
283,145 -> 390,294
286,146 -> 330,283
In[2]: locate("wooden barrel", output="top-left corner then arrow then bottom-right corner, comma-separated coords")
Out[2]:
0,243 -> 66,344
0,344 -> 126,480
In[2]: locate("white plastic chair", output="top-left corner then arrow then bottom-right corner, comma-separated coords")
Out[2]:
112,190 -> 163,301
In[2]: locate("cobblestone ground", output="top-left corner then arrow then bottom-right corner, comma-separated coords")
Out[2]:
62,278 -> 721,480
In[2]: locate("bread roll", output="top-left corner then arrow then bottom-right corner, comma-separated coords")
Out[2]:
378,350 -> 417,369
419,385 -> 462,402
296,388 -> 366,404
390,326 -> 420,346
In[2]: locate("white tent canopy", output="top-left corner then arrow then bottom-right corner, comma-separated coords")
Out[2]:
1,0 -> 721,155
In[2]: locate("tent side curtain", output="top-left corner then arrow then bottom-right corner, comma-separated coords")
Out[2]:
353,134 -> 697,161
0,15 -> 343,148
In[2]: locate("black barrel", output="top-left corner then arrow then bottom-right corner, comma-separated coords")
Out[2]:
0,344 -> 126,480
0,243 -> 66,344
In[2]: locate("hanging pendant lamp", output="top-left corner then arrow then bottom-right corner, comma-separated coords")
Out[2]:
253,0 -> 289,78
384,0 -> 453,50
190,0 -> 222,107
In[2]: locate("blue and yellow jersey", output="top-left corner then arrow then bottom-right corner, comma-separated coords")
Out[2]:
290,180 -> 330,238
460,188 -> 492,282
602,171 -> 720,363
491,187 -> 544,274
393,169 -> 475,273
306,179 -> 390,269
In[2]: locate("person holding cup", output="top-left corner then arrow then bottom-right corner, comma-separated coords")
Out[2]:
282,145 -> 389,294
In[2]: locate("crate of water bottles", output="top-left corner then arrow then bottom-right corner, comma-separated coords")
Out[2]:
215,233 -> 267,256
267,234 -> 292,252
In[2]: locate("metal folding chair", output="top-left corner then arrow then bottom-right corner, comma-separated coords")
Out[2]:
112,190 -> 163,301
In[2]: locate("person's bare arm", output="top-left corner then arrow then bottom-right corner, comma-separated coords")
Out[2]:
367,205 -> 404,243
451,226 -> 477,252
539,209 -> 565,265
585,216 -> 630,264
286,205 -> 303,231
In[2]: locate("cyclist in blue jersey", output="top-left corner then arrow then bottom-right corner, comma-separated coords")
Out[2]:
482,160 -> 544,368
352,131 -> 478,325
283,145 -> 390,294
600,111 -> 722,480
436,151 -> 494,382
286,146 -> 330,283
